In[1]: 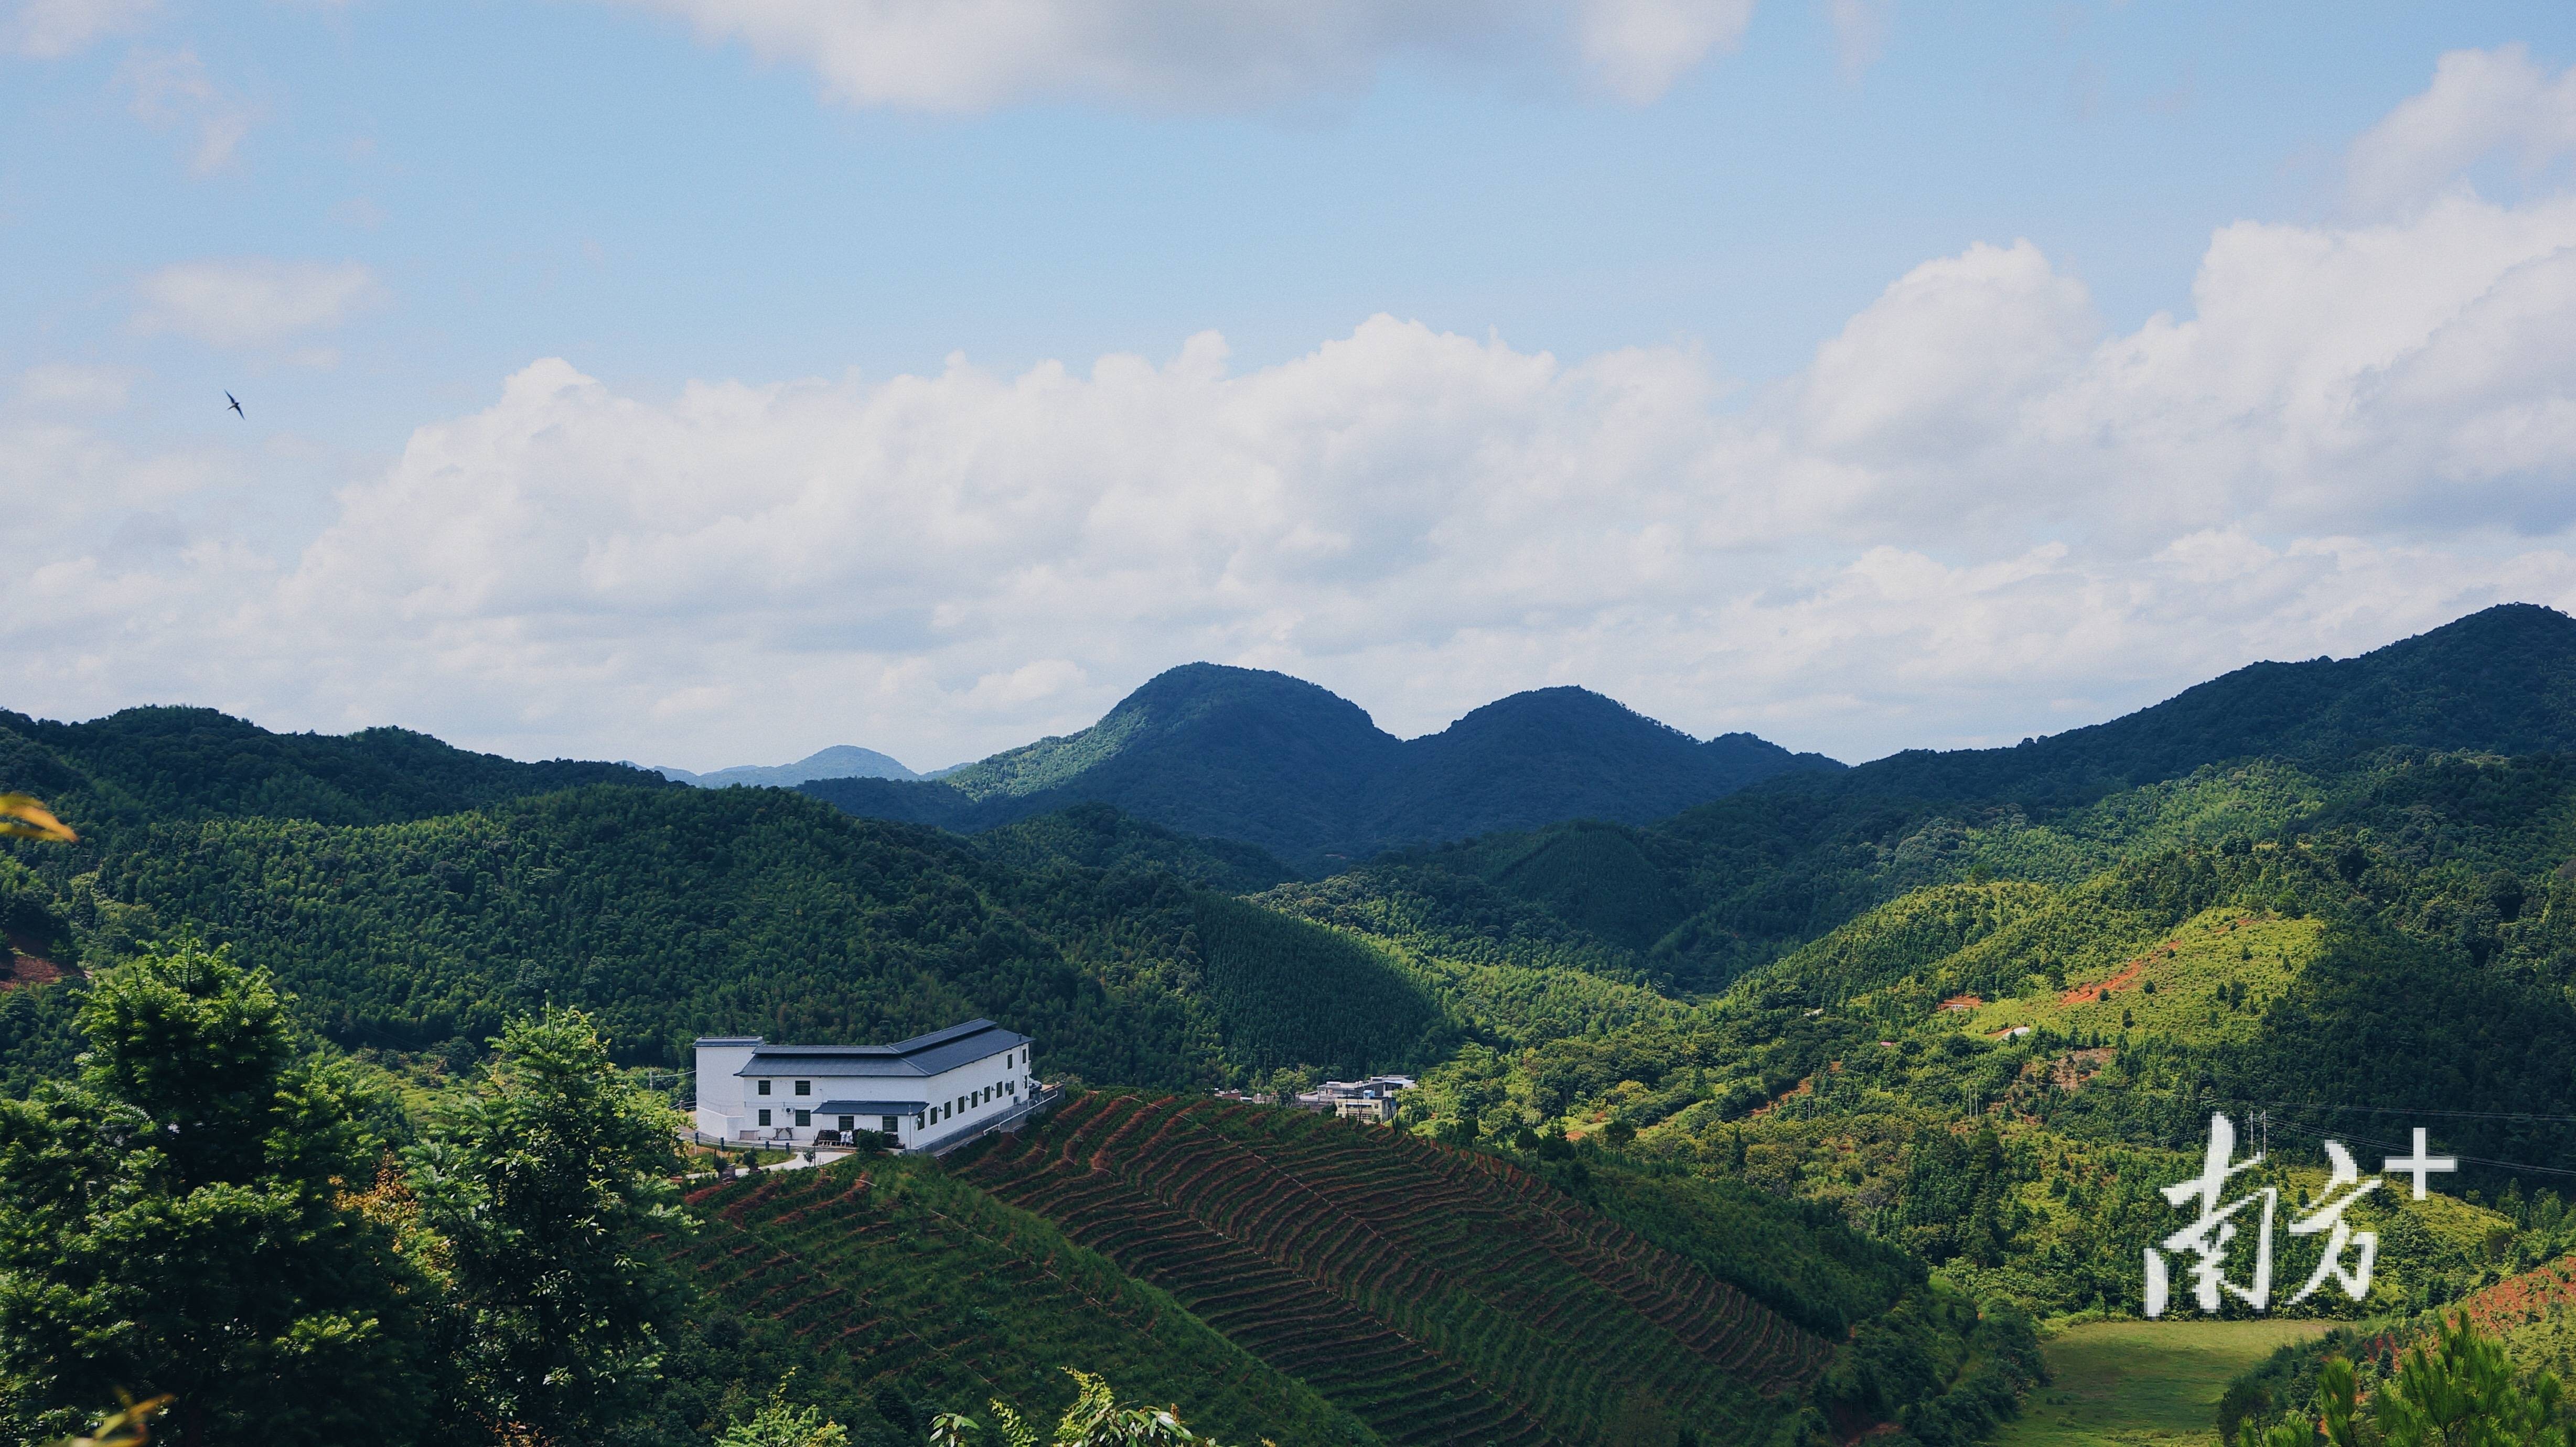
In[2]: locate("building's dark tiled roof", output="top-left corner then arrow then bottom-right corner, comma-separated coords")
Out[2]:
737,1018 -> 1029,1079
815,1099 -> 929,1115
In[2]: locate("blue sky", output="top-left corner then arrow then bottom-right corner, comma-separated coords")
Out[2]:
9,1 -> 2576,772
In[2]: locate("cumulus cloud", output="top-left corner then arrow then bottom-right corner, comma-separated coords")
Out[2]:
3,0 -> 155,58
16,48 -> 2576,771
131,259 -> 382,347
2348,45 -> 2576,213
611,0 -> 1754,112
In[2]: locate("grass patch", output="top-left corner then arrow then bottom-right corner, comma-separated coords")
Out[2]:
1994,1320 -> 2333,1447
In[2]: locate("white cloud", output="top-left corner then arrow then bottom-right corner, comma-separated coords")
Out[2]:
117,47 -> 259,172
15,48 -> 2576,772
610,0 -> 1754,112
14,362 -> 134,411
3,0 -> 155,58
2348,45 -> 2576,213
131,259 -> 382,347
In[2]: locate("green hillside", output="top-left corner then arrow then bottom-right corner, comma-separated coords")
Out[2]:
0,786 -> 1448,1087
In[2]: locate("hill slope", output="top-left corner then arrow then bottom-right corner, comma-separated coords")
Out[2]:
803,665 -> 1841,865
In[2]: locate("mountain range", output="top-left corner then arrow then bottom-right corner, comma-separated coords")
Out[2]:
803,665 -> 1844,865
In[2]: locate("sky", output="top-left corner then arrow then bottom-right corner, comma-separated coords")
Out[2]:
8,2 -> 2576,774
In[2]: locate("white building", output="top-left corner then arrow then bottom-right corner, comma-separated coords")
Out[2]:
693,1019 -> 1038,1153
1294,1074 -> 1414,1123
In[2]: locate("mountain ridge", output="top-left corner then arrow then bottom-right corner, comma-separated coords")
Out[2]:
803,665 -> 1844,865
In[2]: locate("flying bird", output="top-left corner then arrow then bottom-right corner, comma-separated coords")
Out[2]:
226,392 -> 243,418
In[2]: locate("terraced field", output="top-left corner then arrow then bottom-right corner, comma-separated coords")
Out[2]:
670,1158 -> 1384,1446
957,1092 -> 1836,1447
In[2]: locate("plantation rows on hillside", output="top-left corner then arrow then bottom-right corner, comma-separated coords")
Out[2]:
959,1093 -> 1835,1447
671,1158 -> 1380,1446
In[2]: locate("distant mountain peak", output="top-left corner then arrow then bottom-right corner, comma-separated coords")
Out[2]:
656,744 -> 919,790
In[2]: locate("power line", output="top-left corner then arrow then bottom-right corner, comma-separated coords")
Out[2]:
2257,1116 -> 2576,1182
2213,1098 -> 2576,1125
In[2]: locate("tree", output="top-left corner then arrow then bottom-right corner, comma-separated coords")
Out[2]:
931,1370 -> 1228,1447
405,1006 -> 689,1445
718,1386 -> 850,1447
0,944 -> 433,1447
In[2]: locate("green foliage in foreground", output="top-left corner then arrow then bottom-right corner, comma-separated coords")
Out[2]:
0,945 -> 435,1446
934,1369 -> 1238,1447
407,1008 -> 692,1445
0,948 -> 692,1447
2234,1315 -> 2575,1447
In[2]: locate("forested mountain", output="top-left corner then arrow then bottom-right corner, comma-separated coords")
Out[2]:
1793,601 -> 2576,808
0,704 -> 674,834
802,663 -> 1841,865
1349,603 -> 2576,991
653,744 -> 921,788
0,785 -> 1448,1091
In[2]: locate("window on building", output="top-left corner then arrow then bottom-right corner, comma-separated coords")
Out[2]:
914,1113 -> 926,1130
756,1079 -> 771,1096
882,1115 -> 900,1133
794,1080 -> 810,1096
795,1110 -> 810,1127
758,1109 -> 772,1127
838,1116 -> 854,1132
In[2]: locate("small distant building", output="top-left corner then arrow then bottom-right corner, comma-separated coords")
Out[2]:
693,1019 -> 1040,1153
1294,1074 -> 1414,1124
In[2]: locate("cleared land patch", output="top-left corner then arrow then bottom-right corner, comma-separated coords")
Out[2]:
1994,1320 -> 2332,1447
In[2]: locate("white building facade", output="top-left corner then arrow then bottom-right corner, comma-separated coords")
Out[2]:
693,1019 -> 1038,1153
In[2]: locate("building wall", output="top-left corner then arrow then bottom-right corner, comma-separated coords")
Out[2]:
691,1038 -> 761,1139
725,1040 -> 1040,1151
